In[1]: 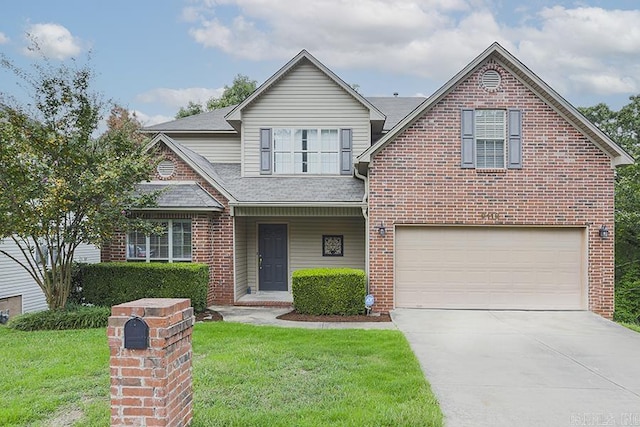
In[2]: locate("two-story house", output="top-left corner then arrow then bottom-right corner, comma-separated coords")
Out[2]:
101,43 -> 632,318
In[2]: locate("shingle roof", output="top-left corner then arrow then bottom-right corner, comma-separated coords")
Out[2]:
142,97 -> 426,134
207,164 -> 365,203
135,182 -> 223,210
143,105 -> 236,132
367,97 -> 426,131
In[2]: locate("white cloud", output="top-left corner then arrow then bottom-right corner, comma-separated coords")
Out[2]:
23,23 -> 82,60
0,32 -> 9,44
133,110 -> 175,126
184,1 -> 640,98
135,87 -> 224,109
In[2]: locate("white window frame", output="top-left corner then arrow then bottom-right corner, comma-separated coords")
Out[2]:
272,128 -> 340,175
126,219 -> 192,262
475,110 -> 506,169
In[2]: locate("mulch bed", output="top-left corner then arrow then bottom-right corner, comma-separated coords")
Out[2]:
195,309 -> 224,322
277,310 -> 392,323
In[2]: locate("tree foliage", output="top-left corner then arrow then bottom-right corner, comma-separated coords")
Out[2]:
0,53 -> 158,310
580,96 -> 640,278
175,74 -> 257,118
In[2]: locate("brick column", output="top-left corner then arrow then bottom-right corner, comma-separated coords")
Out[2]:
108,298 -> 194,427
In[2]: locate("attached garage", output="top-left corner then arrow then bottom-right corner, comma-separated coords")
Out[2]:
395,226 -> 587,310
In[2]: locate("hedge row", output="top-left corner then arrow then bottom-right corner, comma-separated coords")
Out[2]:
8,305 -> 111,331
292,268 -> 366,315
78,262 -> 209,312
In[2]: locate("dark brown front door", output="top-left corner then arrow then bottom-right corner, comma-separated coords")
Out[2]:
258,224 -> 288,291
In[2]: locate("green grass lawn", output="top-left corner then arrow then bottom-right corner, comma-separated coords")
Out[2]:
620,322 -> 640,333
0,323 -> 442,427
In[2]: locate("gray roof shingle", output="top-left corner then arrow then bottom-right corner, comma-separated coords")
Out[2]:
143,97 -> 426,134
143,105 -> 236,132
209,164 -> 365,203
135,183 -> 223,210
367,97 -> 427,131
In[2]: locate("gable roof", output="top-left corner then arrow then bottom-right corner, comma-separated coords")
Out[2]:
224,49 -> 386,131
134,182 -> 224,211
367,97 -> 427,132
142,105 -> 236,133
147,133 -> 236,202
358,42 -> 634,168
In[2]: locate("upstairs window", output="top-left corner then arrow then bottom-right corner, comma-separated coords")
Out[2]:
273,128 -> 339,174
260,127 -> 352,175
461,109 -> 522,170
127,219 -> 192,262
475,110 -> 505,169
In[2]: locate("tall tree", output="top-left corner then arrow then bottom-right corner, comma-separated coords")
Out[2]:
0,53 -> 158,310
174,74 -> 257,118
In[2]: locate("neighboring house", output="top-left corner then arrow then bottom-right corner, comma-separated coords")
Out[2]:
0,240 -> 100,318
101,42 -> 632,318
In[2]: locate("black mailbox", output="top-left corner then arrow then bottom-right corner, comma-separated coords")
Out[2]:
124,317 -> 149,349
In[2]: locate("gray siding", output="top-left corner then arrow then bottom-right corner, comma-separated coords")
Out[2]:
241,61 -> 371,176
0,240 -> 100,315
234,217 -> 248,297
244,216 -> 365,293
172,134 -> 241,163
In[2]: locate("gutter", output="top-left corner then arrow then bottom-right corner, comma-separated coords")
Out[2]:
353,167 -> 370,298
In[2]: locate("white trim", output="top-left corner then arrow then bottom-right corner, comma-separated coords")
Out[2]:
126,219 -> 193,263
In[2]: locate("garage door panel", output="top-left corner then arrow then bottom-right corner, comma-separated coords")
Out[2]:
395,227 -> 586,310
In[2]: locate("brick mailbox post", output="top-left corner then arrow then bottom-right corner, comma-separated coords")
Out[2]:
108,298 -> 194,427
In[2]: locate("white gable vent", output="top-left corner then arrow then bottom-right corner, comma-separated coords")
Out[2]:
481,69 -> 501,91
157,160 -> 175,178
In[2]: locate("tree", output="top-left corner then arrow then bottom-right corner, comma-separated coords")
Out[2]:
580,97 -> 640,320
174,74 -> 257,118
0,53 -> 158,310
206,74 -> 257,110
175,101 -> 204,119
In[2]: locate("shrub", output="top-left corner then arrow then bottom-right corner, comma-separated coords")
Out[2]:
292,268 -> 366,315
615,267 -> 640,324
8,305 -> 110,331
78,262 -> 209,312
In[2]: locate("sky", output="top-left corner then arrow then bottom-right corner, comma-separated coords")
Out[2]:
1,0 -> 639,127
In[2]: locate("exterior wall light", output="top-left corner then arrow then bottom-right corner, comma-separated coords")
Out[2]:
374,222 -> 386,237
599,225 -> 610,239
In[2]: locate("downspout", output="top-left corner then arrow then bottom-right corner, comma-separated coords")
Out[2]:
354,166 -> 370,296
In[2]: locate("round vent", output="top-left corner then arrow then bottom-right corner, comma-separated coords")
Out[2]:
481,69 -> 501,91
157,160 -> 175,178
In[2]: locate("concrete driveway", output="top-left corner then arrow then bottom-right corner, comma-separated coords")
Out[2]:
392,309 -> 640,427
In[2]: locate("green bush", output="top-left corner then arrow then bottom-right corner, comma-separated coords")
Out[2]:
78,262 -> 209,312
615,267 -> 640,324
292,268 -> 366,315
8,305 -> 110,331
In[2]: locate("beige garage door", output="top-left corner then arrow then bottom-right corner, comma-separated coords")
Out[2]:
395,227 -> 586,310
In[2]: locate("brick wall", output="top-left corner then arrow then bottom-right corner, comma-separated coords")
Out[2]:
101,142 -> 235,306
368,59 -> 615,317
108,298 -> 194,427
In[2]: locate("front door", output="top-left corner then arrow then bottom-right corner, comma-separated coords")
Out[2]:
258,224 -> 288,291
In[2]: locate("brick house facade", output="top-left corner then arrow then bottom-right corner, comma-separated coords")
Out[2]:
101,43 -> 631,318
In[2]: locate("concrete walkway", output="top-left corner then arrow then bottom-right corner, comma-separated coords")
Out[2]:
392,309 -> 640,427
210,305 -> 397,330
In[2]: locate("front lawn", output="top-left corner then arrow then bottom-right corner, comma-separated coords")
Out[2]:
620,322 -> 640,333
0,323 -> 442,426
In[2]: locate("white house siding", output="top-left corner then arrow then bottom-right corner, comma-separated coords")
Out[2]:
241,60 -> 371,176
0,239 -> 100,316
171,134 -> 241,163
242,216 -> 366,293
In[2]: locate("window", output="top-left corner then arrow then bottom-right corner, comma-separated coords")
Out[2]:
127,220 -> 192,262
461,109 -> 521,170
475,110 -> 505,169
272,128 -> 340,174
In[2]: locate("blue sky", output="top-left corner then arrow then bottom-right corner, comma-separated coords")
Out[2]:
1,0 -> 639,126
